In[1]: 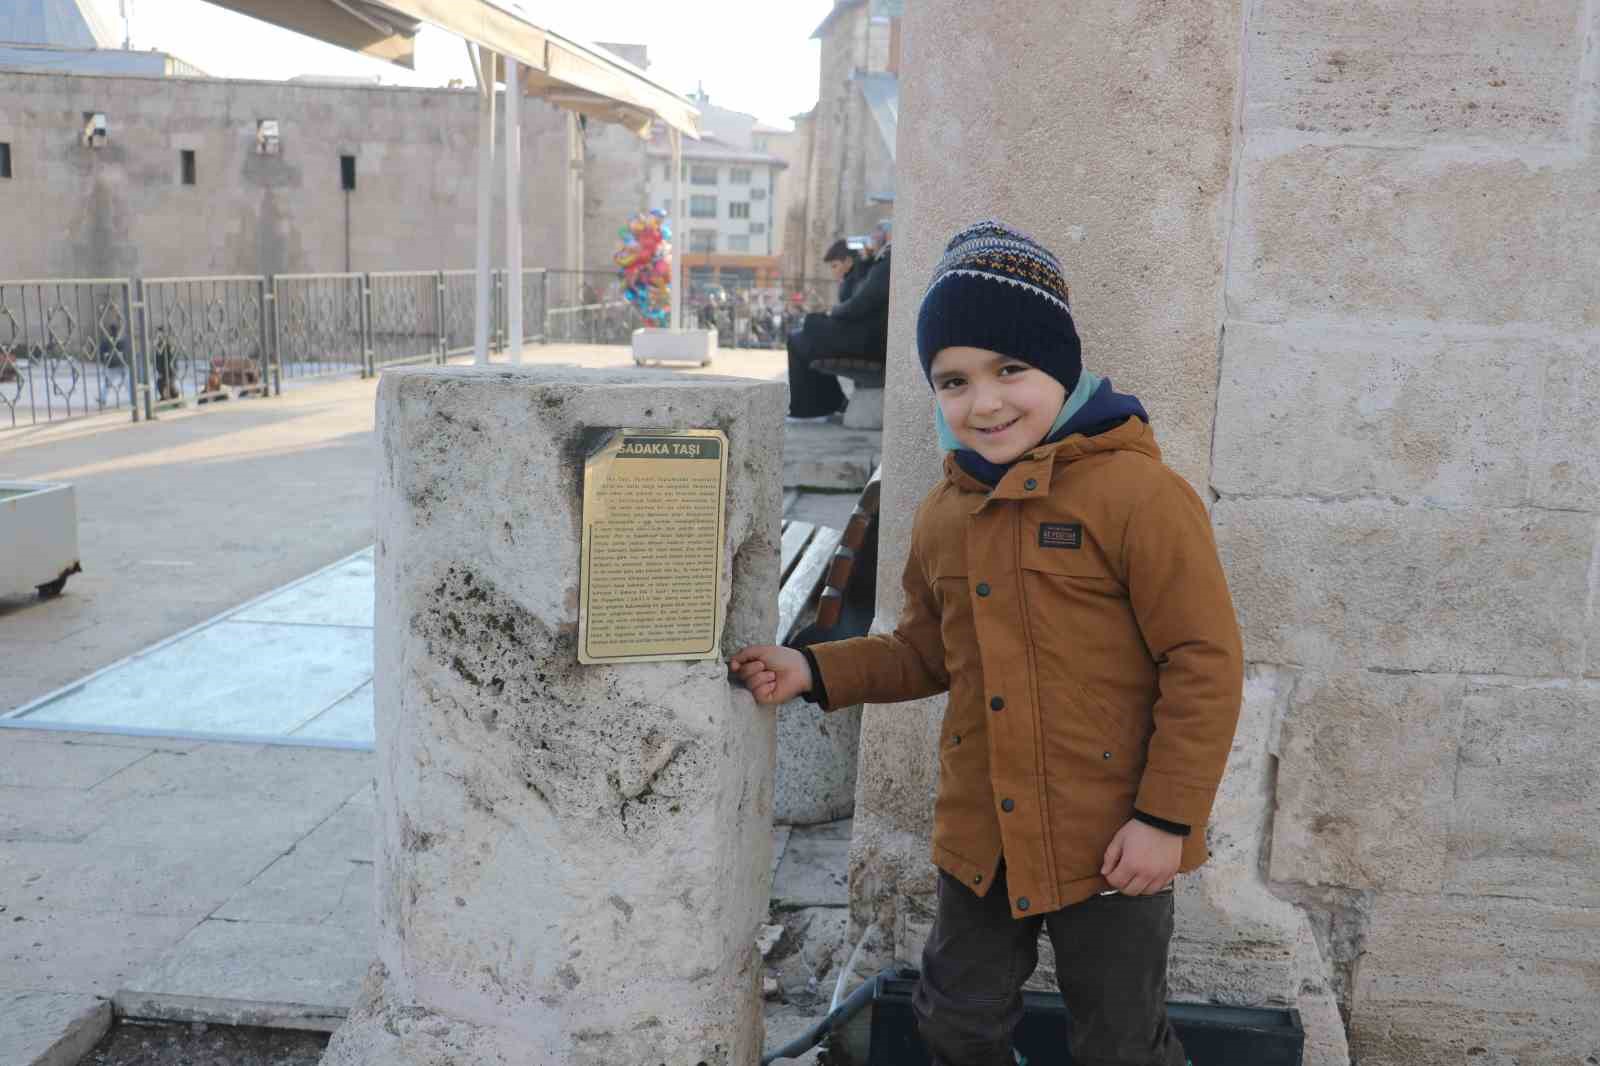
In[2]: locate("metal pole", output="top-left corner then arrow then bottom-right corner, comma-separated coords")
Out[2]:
435,270 -> 447,364
504,56 -> 523,364
670,126 -> 683,332
472,44 -> 496,365
270,276 -> 282,395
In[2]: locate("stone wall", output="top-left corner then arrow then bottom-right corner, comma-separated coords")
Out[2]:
857,1 -> 1599,1063
0,71 -> 573,280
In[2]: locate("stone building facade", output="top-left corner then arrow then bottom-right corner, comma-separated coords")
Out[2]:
0,69 -> 575,280
858,3 -> 1600,1064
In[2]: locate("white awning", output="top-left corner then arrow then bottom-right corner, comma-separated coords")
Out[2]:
202,0 -> 700,137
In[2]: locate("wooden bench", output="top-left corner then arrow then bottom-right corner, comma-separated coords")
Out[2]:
811,357 -> 886,431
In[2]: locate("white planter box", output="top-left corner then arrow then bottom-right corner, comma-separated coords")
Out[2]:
0,481 -> 81,599
631,327 -> 717,367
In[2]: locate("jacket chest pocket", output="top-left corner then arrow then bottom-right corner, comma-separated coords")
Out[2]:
1019,522 -> 1119,584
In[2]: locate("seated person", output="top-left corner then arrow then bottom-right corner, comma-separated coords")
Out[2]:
787,220 -> 893,420
825,239 -> 868,304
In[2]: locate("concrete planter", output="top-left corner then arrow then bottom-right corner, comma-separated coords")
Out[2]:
630,326 -> 717,366
0,481 -> 81,599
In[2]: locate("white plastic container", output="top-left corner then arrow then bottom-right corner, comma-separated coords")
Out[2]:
0,481 -> 81,599
631,327 -> 717,367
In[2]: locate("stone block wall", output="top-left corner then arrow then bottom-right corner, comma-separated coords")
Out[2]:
1212,3 -> 1600,1061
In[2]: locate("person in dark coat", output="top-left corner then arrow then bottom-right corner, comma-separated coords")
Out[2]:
787,220 -> 893,420
825,239 -> 868,304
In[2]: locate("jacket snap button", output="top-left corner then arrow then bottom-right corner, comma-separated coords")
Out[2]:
1001,798 -> 1015,812
1102,751 -> 1112,760
973,873 -> 983,885
1017,897 -> 1030,911
953,734 -> 961,745
990,696 -> 1005,711
1024,478 -> 1037,491
975,582 -> 991,597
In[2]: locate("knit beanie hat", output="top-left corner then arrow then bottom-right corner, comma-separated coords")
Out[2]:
915,220 -> 1080,393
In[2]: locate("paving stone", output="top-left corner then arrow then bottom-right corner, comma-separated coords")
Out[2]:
769,824 -> 792,893
295,796 -> 377,863
1245,0 -> 1585,144
1352,894 -> 1600,1065
0,786 -> 112,844
115,918 -> 373,1032
1445,681 -> 1600,907
92,743 -> 373,809
1270,671 -> 1463,892
1213,321 -> 1546,506
231,552 -> 376,629
783,423 -> 881,491
0,738 -> 151,790
0,839 -> 287,919
290,682 -> 374,745
82,791 -> 339,853
0,991 -> 111,1066
5,730 -> 207,753
0,909 -> 196,996
213,844 -> 375,930
773,820 -> 852,909
1215,498 -> 1593,676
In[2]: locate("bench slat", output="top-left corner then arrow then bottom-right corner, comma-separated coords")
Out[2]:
777,524 -> 844,643
780,521 -> 816,581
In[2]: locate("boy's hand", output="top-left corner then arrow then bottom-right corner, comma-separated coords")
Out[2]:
1100,818 -> 1181,896
728,645 -> 813,705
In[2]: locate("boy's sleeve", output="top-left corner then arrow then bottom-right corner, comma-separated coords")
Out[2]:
803,535 -> 949,711
1122,472 -> 1245,831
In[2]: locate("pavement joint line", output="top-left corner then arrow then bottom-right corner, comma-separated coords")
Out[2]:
1,545 -> 376,722
283,677 -> 373,738
85,747 -> 161,791
0,719 -> 376,751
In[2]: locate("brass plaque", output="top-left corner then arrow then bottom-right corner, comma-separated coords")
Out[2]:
578,429 -> 729,664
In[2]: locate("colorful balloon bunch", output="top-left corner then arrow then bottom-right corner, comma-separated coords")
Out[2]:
614,209 -> 673,326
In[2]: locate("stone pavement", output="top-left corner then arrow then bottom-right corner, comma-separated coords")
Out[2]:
0,348 -> 873,1064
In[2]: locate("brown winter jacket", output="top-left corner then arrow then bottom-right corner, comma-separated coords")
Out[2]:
808,417 -> 1243,917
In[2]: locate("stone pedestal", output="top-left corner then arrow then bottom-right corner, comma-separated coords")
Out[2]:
632,327 -> 717,366
840,387 -> 884,430
321,366 -> 785,1066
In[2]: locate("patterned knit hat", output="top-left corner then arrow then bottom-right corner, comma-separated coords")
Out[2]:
915,220 -> 1080,391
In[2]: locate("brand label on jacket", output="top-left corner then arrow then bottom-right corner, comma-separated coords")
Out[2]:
1038,522 -> 1083,549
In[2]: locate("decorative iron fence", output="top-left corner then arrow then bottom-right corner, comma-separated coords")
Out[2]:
273,273 -> 366,381
140,276 -> 271,414
0,269 -> 840,430
0,279 -> 137,429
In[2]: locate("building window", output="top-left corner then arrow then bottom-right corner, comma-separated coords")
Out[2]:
690,164 -> 718,186
689,194 -> 717,218
730,166 -> 752,184
751,222 -> 766,235
752,136 -> 768,151
0,142 -> 10,179
729,202 -> 750,220
727,235 -> 750,252
180,149 -> 196,185
689,229 -> 717,252
750,187 -> 766,201
341,154 -> 356,191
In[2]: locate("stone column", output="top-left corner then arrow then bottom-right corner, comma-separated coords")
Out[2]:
323,366 -> 785,1066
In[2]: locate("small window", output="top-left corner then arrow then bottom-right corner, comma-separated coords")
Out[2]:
689,164 -> 717,186
689,194 -> 717,219
727,234 -> 750,252
340,154 -> 356,191
729,166 -> 752,184
751,222 -> 766,235
729,202 -> 750,220
689,229 -> 717,252
0,142 -> 11,179
750,187 -> 766,201
180,149 -> 196,185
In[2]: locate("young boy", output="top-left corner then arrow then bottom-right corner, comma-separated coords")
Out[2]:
731,220 -> 1243,1066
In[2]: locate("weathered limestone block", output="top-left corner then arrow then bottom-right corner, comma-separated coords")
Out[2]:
321,367 -> 785,1066
1212,322 -> 1548,506
1533,345 -> 1600,511
1230,143 -> 1600,329
1351,894 -> 1600,1065
1244,0 -> 1585,144
1269,671 -> 1463,892
1214,499 -> 1593,675
1444,681 -> 1600,907
773,699 -> 861,826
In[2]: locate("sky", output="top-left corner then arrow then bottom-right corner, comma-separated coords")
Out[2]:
84,0 -> 836,128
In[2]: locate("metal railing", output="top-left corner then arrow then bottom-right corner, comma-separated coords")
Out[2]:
1,268 -> 840,430
0,279 -> 138,428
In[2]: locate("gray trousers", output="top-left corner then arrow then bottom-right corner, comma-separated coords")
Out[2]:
912,865 -> 1187,1066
